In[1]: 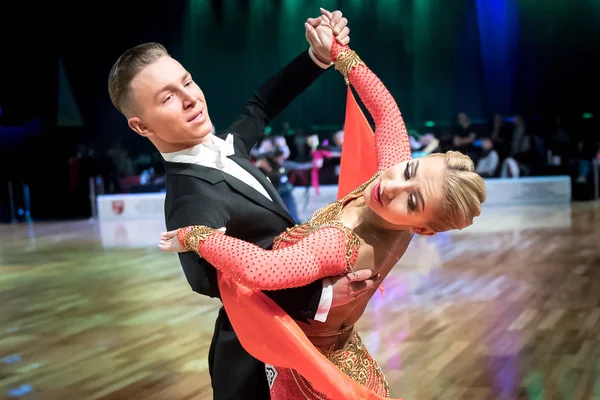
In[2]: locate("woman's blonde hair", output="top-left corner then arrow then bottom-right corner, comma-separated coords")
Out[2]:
426,151 -> 486,232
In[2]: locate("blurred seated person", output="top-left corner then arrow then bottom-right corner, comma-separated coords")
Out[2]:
452,112 -> 477,157
258,137 -> 275,155
548,116 -> 569,163
107,142 -> 135,179
510,115 -> 528,158
308,134 -> 341,195
490,114 -> 512,160
410,131 -> 440,159
500,157 -> 520,178
508,115 -> 537,176
333,129 -> 344,149
250,130 -> 277,159
273,135 -> 291,160
328,130 -> 344,176
408,129 -> 422,151
570,138 -> 598,184
475,138 -> 499,178
255,150 -> 300,223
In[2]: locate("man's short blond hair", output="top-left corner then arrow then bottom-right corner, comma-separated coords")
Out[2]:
108,42 -> 169,117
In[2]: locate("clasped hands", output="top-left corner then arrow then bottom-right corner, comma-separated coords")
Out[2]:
305,8 -> 350,66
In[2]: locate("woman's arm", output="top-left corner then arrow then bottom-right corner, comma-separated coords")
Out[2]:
331,41 -> 412,170
176,225 -> 356,291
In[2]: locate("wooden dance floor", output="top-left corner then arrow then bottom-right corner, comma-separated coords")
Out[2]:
1,201 -> 599,399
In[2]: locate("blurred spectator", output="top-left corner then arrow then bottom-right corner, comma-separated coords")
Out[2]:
490,114 -> 512,160
571,138 -> 597,184
475,138 -> 499,178
452,112 -> 477,155
255,150 -> 300,223
333,130 -> 344,148
273,135 -> 291,160
510,115 -> 528,156
548,116 -> 569,163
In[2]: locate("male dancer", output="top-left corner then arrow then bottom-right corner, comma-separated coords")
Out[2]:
108,9 -> 381,399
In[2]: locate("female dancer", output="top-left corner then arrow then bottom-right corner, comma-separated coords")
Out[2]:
160,21 -> 486,400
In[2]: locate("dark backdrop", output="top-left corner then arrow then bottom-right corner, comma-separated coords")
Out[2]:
1,0 -> 598,219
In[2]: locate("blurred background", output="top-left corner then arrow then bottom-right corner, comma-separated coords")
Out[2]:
0,0 -> 598,221
1,1 -> 599,399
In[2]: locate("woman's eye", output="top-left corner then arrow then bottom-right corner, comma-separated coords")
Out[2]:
408,194 -> 416,212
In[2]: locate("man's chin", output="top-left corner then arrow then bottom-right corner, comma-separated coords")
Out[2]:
193,124 -> 213,141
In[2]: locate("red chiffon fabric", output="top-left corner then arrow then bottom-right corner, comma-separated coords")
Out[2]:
337,87 -> 378,200
214,88 -> 400,399
218,272 -> 399,399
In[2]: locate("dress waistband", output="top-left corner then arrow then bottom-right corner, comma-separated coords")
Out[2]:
303,324 -> 354,338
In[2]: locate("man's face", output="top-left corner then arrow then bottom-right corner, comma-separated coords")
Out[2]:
128,56 -> 213,152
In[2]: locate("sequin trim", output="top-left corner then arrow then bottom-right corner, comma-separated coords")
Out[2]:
334,49 -> 365,85
178,225 -> 221,252
289,330 -> 390,398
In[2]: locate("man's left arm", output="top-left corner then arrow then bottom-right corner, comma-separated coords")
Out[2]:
228,8 -> 351,153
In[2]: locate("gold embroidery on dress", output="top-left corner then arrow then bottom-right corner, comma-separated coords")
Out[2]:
290,329 -> 390,398
319,331 -> 389,396
180,225 -> 220,253
273,172 -> 382,273
334,49 -> 366,85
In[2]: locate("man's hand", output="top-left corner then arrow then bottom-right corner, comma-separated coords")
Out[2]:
305,8 -> 350,65
330,269 -> 383,309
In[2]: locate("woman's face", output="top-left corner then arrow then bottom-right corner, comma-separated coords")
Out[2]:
363,156 -> 447,235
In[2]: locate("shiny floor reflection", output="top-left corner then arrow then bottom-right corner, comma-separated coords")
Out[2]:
1,201 -> 599,399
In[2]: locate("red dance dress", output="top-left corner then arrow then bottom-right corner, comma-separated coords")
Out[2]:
177,41 -> 412,399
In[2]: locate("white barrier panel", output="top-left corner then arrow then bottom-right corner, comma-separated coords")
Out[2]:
482,175 -> 571,206
97,176 -> 571,222
98,192 -> 166,221
462,204 -> 572,233
97,202 -> 573,248
99,219 -> 167,248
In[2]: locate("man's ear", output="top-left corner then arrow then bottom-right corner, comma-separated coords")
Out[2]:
128,117 -> 152,138
411,226 -> 435,236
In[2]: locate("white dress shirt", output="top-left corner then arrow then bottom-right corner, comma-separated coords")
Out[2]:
162,134 -> 273,200
162,133 -> 332,322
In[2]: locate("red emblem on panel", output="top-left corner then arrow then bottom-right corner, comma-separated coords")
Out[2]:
112,200 -> 125,215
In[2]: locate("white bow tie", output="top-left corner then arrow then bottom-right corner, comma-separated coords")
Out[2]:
208,134 -> 235,169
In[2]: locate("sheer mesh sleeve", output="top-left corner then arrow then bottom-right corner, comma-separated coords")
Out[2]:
332,41 -> 412,170
178,226 -> 353,291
